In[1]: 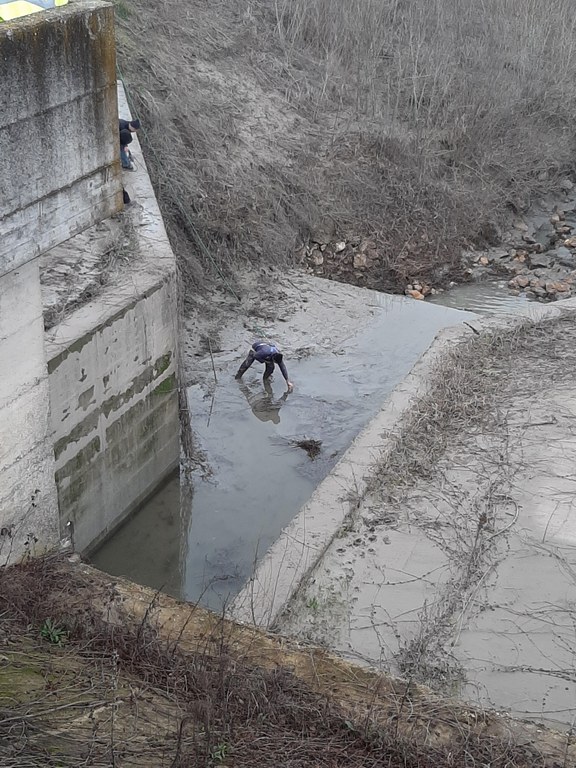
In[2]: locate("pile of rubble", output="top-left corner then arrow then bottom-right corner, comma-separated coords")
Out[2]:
467,199 -> 576,302
301,233 -> 450,297
301,184 -> 576,303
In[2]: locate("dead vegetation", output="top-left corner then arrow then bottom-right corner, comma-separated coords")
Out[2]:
369,313 -> 576,498
294,437 -> 322,459
0,554 -> 573,767
358,314 -> 576,691
113,0 -> 576,297
42,212 -> 138,331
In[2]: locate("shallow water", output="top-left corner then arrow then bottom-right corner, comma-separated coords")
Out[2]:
92,294 -> 476,610
428,279 -> 531,315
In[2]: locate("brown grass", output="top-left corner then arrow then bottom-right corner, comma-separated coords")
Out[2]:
0,555 -> 567,767
114,0 -> 576,295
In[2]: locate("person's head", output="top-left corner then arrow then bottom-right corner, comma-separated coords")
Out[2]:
128,119 -> 141,132
272,352 -> 283,365
119,128 -> 133,147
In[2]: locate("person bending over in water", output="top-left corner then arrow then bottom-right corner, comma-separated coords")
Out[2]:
235,340 -> 294,392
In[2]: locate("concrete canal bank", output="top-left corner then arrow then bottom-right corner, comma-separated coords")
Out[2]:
237,299 -> 576,730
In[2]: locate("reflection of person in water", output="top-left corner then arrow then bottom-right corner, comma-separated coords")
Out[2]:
238,380 -> 289,425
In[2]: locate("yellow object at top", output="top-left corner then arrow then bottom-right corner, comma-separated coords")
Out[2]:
0,0 -> 67,21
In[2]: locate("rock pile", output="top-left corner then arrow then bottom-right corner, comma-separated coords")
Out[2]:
300,233 -> 449,297
468,198 -> 576,301
301,236 -> 381,287
300,183 -> 576,302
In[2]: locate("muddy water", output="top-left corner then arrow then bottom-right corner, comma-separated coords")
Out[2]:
92,294 -> 475,610
428,279 -> 531,315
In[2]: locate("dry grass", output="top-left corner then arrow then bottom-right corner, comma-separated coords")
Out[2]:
0,555 -> 566,767
369,313 -> 576,498
113,0 -> 576,295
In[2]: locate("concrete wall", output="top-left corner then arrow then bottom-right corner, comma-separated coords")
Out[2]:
45,83 -> 180,553
47,276 -> 179,553
0,259 -> 60,562
0,0 -> 123,272
0,0 -> 123,563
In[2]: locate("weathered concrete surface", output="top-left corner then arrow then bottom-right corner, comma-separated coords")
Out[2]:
268,299 -> 576,729
44,85 -> 179,554
0,0 -> 122,271
40,217 -> 124,329
0,259 -> 59,562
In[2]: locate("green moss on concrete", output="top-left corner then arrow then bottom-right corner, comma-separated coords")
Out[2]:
154,351 -> 172,376
47,280 -> 170,372
101,353 -> 175,418
152,372 -> 176,396
55,436 -> 101,484
54,411 -> 99,460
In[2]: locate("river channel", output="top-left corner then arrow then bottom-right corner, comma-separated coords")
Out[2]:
91,289 -> 476,610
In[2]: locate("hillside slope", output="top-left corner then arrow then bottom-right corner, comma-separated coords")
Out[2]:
114,0 -> 576,294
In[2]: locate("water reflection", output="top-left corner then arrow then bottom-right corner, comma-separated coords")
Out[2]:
428,279 -> 531,315
90,472 -> 188,598
238,380 -> 290,424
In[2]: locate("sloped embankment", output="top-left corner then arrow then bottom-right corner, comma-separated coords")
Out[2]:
0,555 -> 573,767
112,0 -> 576,296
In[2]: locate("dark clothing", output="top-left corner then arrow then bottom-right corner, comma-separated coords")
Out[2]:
119,128 -> 133,147
239,380 -> 288,424
119,129 -> 133,169
119,118 -> 141,132
235,341 -> 290,383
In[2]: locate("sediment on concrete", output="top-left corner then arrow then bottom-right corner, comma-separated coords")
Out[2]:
231,298 -> 576,629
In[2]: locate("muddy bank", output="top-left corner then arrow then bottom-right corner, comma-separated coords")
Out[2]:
1,555 -> 573,768
275,302 -> 576,730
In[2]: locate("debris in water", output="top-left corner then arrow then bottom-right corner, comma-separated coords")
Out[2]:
293,438 -> 322,459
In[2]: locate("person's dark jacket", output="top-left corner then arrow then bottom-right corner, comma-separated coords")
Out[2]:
251,342 -> 289,381
119,128 -> 133,148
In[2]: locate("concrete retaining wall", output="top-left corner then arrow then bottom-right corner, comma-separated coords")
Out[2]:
47,276 -> 179,553
0,0 -> 122,563
0,259 -> 60,563
45,84 -> 180,554
0,0 -> 122,272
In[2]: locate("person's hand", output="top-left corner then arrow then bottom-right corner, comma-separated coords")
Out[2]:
287,382 -> 294,393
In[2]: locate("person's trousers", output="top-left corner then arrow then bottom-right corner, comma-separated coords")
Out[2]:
120,146 -> 132,168
236,350 -> 274,379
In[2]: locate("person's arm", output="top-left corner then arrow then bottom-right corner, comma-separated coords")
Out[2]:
235,350 -> 255,379
276,355 -> 294,392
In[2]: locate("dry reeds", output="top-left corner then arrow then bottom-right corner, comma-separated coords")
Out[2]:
0,554 -> 567,767
114,0 -> 576,294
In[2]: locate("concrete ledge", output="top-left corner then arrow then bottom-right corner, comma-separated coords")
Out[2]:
230,298 -> 576,628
